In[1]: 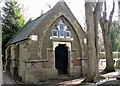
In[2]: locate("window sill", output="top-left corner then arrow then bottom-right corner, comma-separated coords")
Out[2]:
50,36 -> 74,42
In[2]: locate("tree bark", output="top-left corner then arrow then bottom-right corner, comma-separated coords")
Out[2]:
85,2 -> 96,82
93,1 -> 103,76
84,1 -> 103,82
100,0 -> 115,73
102,28 -> 115,72
0,11 -> 3,85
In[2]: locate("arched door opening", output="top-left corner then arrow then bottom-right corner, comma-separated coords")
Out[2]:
55,44 -> 68,75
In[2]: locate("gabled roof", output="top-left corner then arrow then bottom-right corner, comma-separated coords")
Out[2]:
8,1 -> 86,45
8,11 -> 49,45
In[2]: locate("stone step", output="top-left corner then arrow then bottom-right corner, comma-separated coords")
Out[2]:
58,75 -> 70,80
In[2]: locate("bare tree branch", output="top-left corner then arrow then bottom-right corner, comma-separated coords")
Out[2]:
93,1 -> 103,18
109,0 -> 115,19
103,0 -> 107,19
93,2 -> 97,10
93,1 -> 103,17
108,0 -> 115,33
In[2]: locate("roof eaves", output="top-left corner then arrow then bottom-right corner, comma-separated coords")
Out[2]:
8,37 -> 28,45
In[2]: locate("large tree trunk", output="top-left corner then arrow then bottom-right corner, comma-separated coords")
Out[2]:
0,12 -> 3,85
100,0 -> 115,73
102,27 -> 115,73
85,2 -> 96,82
93,1 -> 103,76
94,13 -> 99,76
84,1 -> 103,82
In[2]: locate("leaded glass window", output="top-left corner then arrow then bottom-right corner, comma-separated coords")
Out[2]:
59,18 -> 64,38
52,25 -> 58,38
66,26 -> 71,38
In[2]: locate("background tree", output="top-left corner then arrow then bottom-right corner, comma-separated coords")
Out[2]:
110,21 -> 120,51
2,0 -> 25,64
100,0 -> 115,73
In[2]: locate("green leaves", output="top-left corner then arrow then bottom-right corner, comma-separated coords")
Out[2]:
2,0 -> 25,60
110,21 -> 120,51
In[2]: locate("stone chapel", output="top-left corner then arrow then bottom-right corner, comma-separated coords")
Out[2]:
5,1 -> 88,83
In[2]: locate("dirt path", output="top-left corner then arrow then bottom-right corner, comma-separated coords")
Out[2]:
39,78 -> 85,86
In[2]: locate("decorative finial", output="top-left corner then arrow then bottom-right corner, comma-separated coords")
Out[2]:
59,0 -> 64,2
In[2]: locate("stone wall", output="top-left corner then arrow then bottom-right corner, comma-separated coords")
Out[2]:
99,52 -> 120,59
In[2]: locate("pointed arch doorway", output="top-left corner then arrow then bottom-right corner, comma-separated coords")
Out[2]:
55,44 -> 68,75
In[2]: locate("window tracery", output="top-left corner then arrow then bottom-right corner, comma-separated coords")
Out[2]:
52,18 -> 71,39
66,26 -> 71,38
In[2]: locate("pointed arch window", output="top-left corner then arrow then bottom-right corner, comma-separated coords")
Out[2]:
52,25 -> 58,38
66,26 -> 71,38
59,18 -> 64,38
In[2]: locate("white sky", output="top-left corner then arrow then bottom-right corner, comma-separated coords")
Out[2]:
17,0 -> 85,25
0,0 -> 119,27
16,0 -> 118,27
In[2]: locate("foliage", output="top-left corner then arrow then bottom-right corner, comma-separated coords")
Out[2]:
110,21 -> 120,51
2,0 -> 25,64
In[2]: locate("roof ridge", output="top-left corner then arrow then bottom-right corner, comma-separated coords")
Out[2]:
8,11 -> 50,45
7,1 -> 86,45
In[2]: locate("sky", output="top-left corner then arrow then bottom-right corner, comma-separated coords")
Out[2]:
0,0 -> 119,28
17,0 -> 85,25
16,0 -> 118,27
